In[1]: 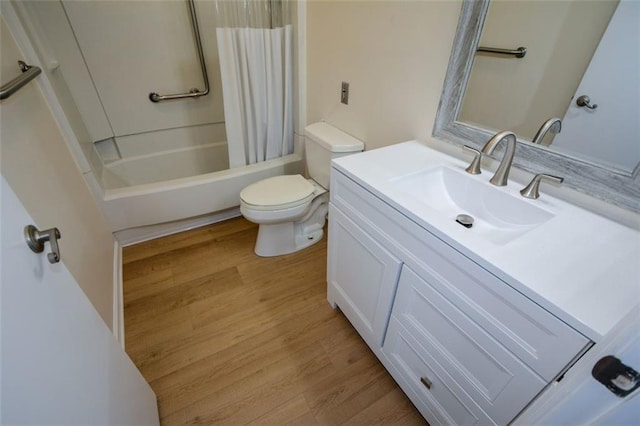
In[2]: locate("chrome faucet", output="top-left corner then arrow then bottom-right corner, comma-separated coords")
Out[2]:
481,131 -> 517,186
532,118 -> 562,146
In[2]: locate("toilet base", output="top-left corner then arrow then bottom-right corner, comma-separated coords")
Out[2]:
253,196 -> 328,257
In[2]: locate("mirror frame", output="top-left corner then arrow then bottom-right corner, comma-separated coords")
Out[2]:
433,0 -> 639,213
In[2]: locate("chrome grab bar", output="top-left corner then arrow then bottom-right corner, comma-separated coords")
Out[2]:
149,0 -> 210,102
477,46 -> 527,58
0,61 -> 42,100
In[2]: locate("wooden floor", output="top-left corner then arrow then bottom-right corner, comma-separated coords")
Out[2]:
123,217 -> 426,425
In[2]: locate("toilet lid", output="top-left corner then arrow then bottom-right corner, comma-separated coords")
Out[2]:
240,175 -> 315,209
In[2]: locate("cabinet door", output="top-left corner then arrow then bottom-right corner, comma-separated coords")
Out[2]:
327,204 -> 402,350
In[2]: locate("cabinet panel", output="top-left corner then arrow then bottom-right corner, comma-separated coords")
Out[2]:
384,319 -> 494,426
327,204 -> 402,349
392,265 -> 547,424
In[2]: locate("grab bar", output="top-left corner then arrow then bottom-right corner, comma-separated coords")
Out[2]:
0,61 -> 42,100
477,46 -> 527,58
149,0 -> 210,102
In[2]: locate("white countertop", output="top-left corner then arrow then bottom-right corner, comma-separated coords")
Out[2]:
333,140 -> 640,341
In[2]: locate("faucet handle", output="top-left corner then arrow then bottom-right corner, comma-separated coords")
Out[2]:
520,173 -> 564,199
463,145 -> 482,175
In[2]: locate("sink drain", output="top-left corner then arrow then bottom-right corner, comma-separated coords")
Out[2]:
456,214 -> 474,228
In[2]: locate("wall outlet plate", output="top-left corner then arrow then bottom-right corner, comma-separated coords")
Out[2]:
341,81 -> 349,105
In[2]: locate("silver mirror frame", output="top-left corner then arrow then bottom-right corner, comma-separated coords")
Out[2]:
433,0 -> 639,213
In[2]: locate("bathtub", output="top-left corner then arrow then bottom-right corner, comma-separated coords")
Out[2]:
101,142 -> 231,189
95,141 -> 303,232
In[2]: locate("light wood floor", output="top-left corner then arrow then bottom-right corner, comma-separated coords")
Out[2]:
123,217 -> 426,425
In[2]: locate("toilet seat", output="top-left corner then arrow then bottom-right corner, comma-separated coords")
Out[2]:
240,175 -> 315,211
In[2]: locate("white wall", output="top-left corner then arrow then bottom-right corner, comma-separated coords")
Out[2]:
0,15 -> 116,329
306,1 -> 462,151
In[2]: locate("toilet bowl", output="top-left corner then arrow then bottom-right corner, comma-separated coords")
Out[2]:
240,122 -> 364,257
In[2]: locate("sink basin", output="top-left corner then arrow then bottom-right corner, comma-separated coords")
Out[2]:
390,167 -> 555,244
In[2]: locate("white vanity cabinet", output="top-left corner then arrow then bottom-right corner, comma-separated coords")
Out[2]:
327,167 -> 591,425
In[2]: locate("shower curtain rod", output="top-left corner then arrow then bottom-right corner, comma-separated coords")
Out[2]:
149,0 -> 210,102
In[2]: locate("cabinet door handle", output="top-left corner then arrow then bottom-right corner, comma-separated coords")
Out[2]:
420,376 -> 433,390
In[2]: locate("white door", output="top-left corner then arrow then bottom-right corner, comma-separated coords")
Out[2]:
1,176 -> 159,425
515,308 -> 640,425
553,0 -> 640,174
543,309 -> 639,424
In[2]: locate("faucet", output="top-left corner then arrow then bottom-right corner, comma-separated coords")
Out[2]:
532,118 -> 562,146
481,131 -> 517,186
520,173 -> 564,199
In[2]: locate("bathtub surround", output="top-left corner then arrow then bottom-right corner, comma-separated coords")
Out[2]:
216,0 -> 294,168
55,0 -> 226,139
58,0 -> 228,176
94,123 -> 229,166
11,0 -> 306,235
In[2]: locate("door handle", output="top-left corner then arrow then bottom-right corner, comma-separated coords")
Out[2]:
24,225 -> 61,264
592,356 -> 640,397
576,95 -> 598,110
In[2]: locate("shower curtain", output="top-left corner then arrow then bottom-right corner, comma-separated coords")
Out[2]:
215,0 -> 293,168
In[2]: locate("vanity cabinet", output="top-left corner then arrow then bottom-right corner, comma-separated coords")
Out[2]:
327,167 -> 591,425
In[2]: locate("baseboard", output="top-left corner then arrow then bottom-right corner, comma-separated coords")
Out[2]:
114,208 -> 241,247
112,241 -> 125,349
112,209 -> 242,348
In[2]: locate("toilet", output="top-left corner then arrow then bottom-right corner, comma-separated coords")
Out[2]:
240,122 -> 364,257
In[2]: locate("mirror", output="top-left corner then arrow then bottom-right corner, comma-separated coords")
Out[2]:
434,0 -> 639,213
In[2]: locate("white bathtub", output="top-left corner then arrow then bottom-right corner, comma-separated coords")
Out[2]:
101,142 -> 230,189
95,141 -> 303,232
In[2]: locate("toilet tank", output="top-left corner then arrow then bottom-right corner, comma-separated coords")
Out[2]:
305,122 -> 364,189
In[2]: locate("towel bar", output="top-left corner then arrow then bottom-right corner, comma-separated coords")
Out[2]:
477,46 -> 527,58
0,61 -> 42,100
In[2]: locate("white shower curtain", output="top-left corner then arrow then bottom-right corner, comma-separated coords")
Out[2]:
215,0 -> 294,168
